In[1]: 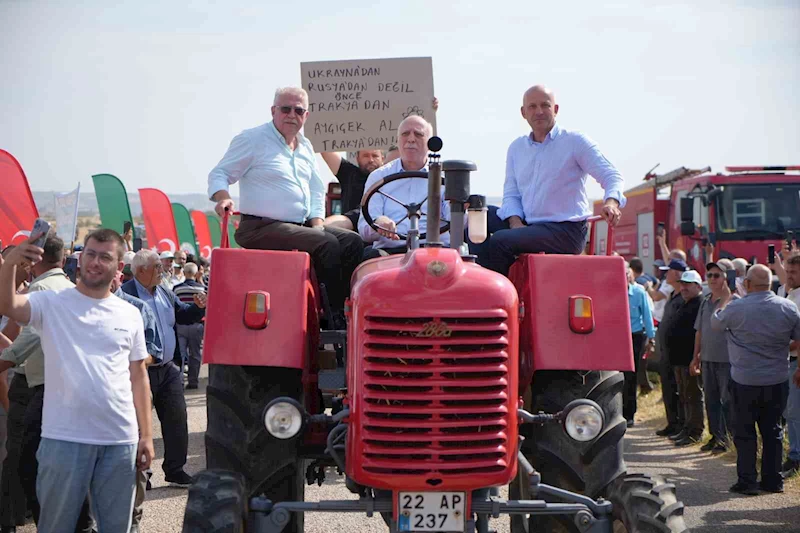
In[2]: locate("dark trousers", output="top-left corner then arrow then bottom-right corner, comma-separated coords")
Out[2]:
148,363 -> 188,476
674,366 -> 704,438
19,386 -> 93,532
623,333 -> 647,421
484,220 -> 587,276
702,361 -> 732,443
0,373 -> 34,527
177,323 -> 204,387
658,343 -> 682,428
235,217 -> 364,310
363,246 -> 408,261
730,379 -> 789,487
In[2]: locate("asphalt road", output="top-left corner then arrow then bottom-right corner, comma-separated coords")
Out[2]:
21,368 -> 800,532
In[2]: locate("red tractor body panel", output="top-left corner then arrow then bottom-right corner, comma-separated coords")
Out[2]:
203,249 -> 320,370
346,248 -> 520,491
510,254 -> 633,386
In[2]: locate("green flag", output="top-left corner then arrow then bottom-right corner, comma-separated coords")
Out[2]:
92,174 -> 135,237
171,202 -> 198,256
206,213 -> 221,248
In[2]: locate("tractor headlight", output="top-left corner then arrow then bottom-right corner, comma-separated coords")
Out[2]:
264,398 -> 304,440
563,400 -> 605,442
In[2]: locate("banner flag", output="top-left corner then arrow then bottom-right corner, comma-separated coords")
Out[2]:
54,183 -> 81,245
0,150 -> 39,246
138,188 -> 179,253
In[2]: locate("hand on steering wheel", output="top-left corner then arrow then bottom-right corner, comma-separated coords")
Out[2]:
374,216 -> 401,240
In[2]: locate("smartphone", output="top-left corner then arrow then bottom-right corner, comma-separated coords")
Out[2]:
788,231 -> 795,249
701,237 -> 708,246
123,221 -> 133,235
726,269 -> 737,291
656,222 -> 666,237
768,244 -> 776,264
30,218 -> 51,248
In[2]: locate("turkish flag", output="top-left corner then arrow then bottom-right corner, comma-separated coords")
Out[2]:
190,210 -> 213,259
138,188 -> 179,253
0,150 -> 39,247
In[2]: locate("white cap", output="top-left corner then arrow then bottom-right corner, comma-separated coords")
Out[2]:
680,270 -> 703,285
122,251 -> 135,265
159,251 -> 174,260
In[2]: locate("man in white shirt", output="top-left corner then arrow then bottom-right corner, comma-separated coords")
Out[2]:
0,229 -> 153,533
208,87 -> 363,325
358,115 -> 450,260
485,85 -> 625,275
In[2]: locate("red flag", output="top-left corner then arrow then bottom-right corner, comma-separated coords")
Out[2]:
190,210 -> 213,259
138,188 -> 179,253
0,150 -> 40,246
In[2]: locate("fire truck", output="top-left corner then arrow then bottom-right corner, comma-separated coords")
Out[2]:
183,138 -> 688,533
592,165 -> 800,274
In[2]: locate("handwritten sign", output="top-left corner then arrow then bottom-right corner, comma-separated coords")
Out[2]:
300,57 -> 436,153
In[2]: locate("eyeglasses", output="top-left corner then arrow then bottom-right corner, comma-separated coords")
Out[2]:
706,273 -> 722,279
277,106 -> 306,116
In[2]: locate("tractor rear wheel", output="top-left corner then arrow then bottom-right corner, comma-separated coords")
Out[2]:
511,370 -> 627,533
205,365 -> 305,533
182,470 -> 247,533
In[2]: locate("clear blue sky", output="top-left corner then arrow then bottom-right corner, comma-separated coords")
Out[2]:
1,0 -> 798,204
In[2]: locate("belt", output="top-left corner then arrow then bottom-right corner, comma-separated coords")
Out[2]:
241,214 -> 303,226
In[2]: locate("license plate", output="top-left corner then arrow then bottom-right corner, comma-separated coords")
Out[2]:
397,492 -> 466,532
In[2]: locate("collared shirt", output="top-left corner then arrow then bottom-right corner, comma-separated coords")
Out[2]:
497,124 -> 626,224
358,158 -> 451,250
694,292 -> 739,363
663,294 -> 702,366
628,283 -> 655,338
778,285 -> 800,358
1,268 -> 73,387
712,291 -> 800,386
134,279 -> 176,365
114,288 -> 163,363
208,121 -> 325,223
173,279 -> 207,305
652,282 -> 674,323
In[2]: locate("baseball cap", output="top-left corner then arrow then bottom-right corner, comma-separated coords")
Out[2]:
122,251 -> 135,266
680,270 -> 703,284
706,261 -> 726,272
668,259 -> 688,271
654,259 -> 668,271
159,251 -> 174,260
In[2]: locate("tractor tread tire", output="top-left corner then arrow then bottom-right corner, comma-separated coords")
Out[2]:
182,470 -> 246,533
605,473 -> 689,532
205,365 -> 305,533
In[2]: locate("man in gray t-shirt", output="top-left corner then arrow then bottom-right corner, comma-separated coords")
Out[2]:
712,265 -> 800,494
690,261 -> 738,452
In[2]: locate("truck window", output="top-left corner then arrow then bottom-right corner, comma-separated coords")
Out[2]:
715,183 -> 800,238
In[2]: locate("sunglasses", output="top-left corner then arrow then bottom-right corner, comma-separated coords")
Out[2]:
277,106 -> 306,116
706,273 -> 723,279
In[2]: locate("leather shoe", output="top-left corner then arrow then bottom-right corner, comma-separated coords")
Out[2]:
165,469 -> 194,487
655,425 -> 678,437
626,420 -> 635,428
700,437 -> 717,452
674,435 -> 700,447
729,481 -> 759,495
669,430 -> 687,441
759,482 -> 784,493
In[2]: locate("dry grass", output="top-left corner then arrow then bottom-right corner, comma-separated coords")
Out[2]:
635,372 -> 799,493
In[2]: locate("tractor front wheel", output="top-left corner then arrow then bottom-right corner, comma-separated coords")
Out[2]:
182,470 -> 247,533
604,473 -> 689,532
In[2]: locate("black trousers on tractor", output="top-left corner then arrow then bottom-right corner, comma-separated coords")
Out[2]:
623,332 -> 647,421
730,379 -> 788,488
235,215 -> 363,311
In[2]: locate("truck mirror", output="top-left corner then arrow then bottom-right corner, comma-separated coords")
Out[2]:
680,221 -> 696,236
680,197 -> 695,223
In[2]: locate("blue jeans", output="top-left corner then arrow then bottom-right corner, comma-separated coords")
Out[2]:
702,360 -> 732,443
36,438 -> 137,533
786,358 -> 800,462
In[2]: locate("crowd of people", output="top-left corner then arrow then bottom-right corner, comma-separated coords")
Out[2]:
0,231 -> 208,532
624,237 -> 800,496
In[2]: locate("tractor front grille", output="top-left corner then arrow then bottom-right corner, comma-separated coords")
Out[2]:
359,311 -> 511,477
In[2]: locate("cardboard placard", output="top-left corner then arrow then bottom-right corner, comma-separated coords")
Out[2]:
301,57 -> 436,153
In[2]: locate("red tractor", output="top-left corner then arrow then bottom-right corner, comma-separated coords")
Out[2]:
183,138 -> 688,533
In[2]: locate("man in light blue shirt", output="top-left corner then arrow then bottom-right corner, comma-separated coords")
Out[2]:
485,85 -> 626,275
625,263 -> 655,426
208,87 -> 363,319
358,116 -> 450,260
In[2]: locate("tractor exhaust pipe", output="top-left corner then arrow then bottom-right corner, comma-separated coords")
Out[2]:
426,136 -> 444,247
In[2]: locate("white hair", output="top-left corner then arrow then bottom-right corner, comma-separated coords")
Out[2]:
732,258 -> 748,277
397,115 -> 433,137
132,249 -> 159,272
183,263 -> 198,278
273,87 -> 308,105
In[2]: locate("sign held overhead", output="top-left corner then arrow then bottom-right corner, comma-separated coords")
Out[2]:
300,57 -> 436,153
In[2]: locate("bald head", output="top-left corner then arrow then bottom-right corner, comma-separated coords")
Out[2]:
521,85 -> 559,141
745,264 -> 772,292
397,115 -> 432,171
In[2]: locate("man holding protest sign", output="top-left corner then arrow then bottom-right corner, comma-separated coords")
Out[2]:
208,87 -> 363,326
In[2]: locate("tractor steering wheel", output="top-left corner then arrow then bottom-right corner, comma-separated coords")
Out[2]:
360,171 -> 450,241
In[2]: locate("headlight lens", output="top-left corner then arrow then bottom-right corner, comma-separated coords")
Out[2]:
264,401 -> 303,439
564,404 -> 604,442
